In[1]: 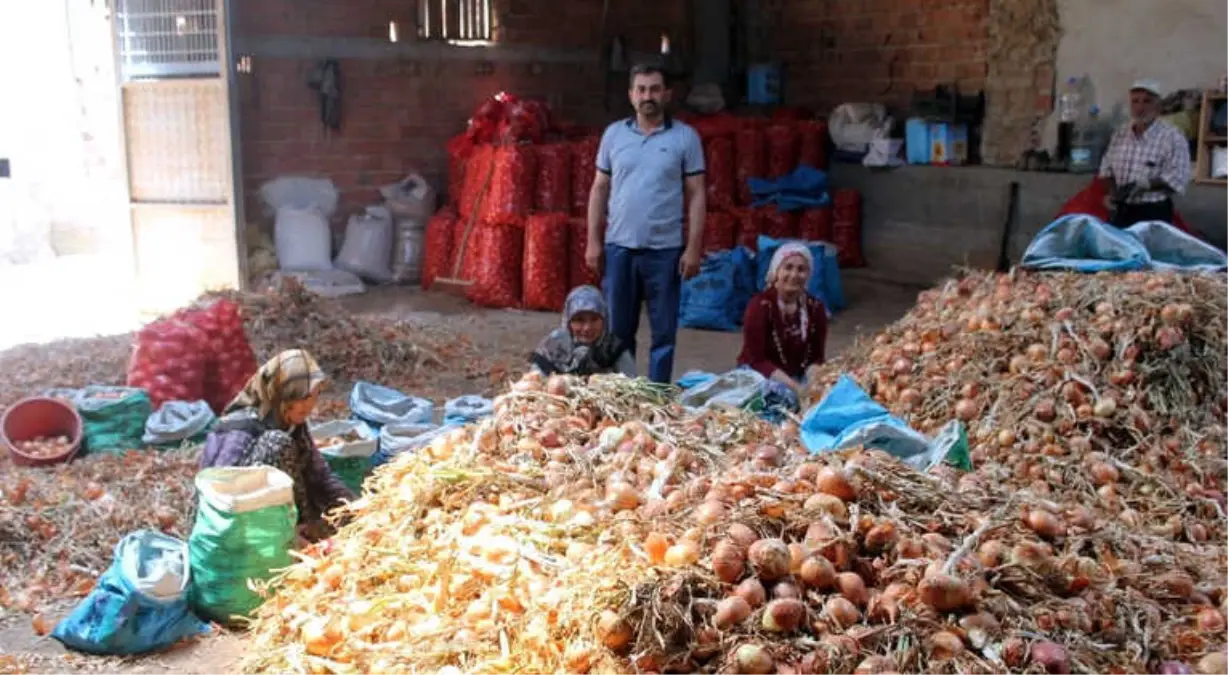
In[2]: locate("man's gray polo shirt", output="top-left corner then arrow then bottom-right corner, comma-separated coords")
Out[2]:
597,117 -> 705,250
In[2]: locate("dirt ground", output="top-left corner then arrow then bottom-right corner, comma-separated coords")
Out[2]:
0,270 -> 921,674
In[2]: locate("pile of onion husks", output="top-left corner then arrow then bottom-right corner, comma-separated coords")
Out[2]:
239,270 -> 1226,675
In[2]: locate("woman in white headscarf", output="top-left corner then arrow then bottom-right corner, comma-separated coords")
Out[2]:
738,243 -> 829,397
531,285 -> 636,377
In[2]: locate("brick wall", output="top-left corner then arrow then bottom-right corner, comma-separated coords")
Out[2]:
236,0 -> 687,219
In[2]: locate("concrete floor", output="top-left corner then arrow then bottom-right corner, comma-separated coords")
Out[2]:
341,270 -> 922,377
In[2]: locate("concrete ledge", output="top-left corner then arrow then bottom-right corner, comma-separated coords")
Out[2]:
829,164 -> 1226,287
233,35 -> 662,66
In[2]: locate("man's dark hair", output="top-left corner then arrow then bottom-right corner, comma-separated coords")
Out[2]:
629,62 -> 669,88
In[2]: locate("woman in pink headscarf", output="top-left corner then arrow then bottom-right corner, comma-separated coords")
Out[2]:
738,243 -> 829,398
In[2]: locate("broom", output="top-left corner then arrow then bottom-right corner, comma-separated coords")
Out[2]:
434,153 -> 495,296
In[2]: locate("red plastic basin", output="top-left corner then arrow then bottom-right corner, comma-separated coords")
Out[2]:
2,397 -> 83,467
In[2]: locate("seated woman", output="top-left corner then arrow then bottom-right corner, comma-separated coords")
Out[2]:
738,243 -> 829,408
198,349 -> 353,541
531,285 -> 636,377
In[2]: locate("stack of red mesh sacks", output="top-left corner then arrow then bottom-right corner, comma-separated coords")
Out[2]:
831,188 -> 865,268
127,299 -> 258,413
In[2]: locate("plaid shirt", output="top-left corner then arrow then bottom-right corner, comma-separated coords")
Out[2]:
1098,120 -> 1191,203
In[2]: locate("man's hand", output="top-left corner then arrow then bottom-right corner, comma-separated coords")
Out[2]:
679,246 -> 702,279
585,242 -> 603,276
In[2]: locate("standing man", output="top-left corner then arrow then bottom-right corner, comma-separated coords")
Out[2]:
1099,79 -> 1191,227
586,63 -> 706,384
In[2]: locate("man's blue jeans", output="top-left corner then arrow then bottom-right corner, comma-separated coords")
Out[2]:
603,245 -> 682,384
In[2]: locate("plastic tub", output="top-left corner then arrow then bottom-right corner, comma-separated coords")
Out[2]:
2,397 -> 84,467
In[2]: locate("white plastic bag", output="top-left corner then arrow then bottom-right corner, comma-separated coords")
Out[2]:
260,177 -> 339,215
274,207 -> 333,271
863,139 -> 905,168
1213,146 -> 1227,179
380,174 -> 437,220
335,207 -> 394,283
829,103 -> 889,154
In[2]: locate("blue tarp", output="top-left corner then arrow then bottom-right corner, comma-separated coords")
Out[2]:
52,531 -> 209,656
756,236 -> 846,312
680,247 -> 757,331
1021,216 -> 1226,273
443,395 -> 494,426
349,381 -> 434,429
748,165 -> 831,211
800,375 -> 970,471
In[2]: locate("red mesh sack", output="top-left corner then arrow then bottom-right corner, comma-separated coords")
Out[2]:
702,212 -> 737,254
467,225 -> 524,309
568,217 -> 602,290
459,144 -> 495,221
797,121 -> 829,170
127,318 -> 208,410
760,208 -> 798,239
422,209 -> 457,290
499,98 -> 551,144
570,137 -> 600,216
534,143 -> 572,213
177,301 -> 258,414
765,124 -> 798,178
831,189 -> 864,267
446,134 -> 474,209
734,127 -> 765,206
522,213 -> 570,311
451,216 -> 481,282
704,137 -> 735,211
735,209 -> 762,251
480,145 -> 536,227
798,207 -> 833,242
832,188 -> 861,210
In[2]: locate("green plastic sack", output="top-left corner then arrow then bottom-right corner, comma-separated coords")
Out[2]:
311,420 -> 378,494
188,467 -> 297,624
76,386 -> 153,454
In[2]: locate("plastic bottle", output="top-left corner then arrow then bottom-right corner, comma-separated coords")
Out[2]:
1059,77 -> 1083,124
1070,105 -> 1106,173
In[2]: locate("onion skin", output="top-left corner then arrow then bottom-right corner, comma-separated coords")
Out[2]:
917,573 -> 973,612
734,644 -> 775,675
836,572 -> 869,607
762,598 -> 806,633
728,523 -> 758,548
823,597 -> 861,628
748,538 -> 792,581
711,540 -> 746,584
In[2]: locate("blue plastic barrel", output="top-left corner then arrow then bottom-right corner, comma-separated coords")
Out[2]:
747,64 -> 781,105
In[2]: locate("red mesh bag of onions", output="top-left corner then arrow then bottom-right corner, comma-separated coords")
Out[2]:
568,217 -> 602,290
702,211 -> 737,254
534,143 -> 572,214
450,215 -> 482,283
734,127 -> 765,207
760,207 -> 798,239
446,134 -> 474,209
570,137 -> 600,216
466,224 -> 524,309
126,318 -> 208,410
479,145 -> 536,227
177,300 -> 258,414
765,124 -> 798,178
831,189 -> 864,267
735,208 -> 762,251
704,137 -> 735,210
797,120 -> 829,170
458,144 -> 493,222
797,207 -> 833,242
421,209 -> 457,290
522,213 -> 570,311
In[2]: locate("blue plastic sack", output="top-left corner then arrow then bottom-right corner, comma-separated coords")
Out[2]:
1021,215 -> 1152,272
681,251 -> 742,332
748,166 -> 831,211
373,421 -> 442,466
800,375 -> 971,471
443,396 -> 493,426
756,235 -> 841,313
676,370 -> 718,390
52,530 -> 209,656
349,381 -> 434,429
1124,222 -> 1227,271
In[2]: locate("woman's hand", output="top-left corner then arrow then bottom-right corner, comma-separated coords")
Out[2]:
771,370 -> 803,394
804,364 -> 822,385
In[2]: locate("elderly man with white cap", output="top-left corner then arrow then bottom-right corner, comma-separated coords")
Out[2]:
1098,78 -> 1191,227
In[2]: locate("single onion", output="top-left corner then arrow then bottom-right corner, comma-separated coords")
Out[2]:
734,578 -> 767,608
824,597 -> 861,628
1196,653 -> 1227,675
728,523 -> 758,548
734,644 -> 775,675
694,500 -> 725,525
804,492 -> 849,520
927,631 -> 965,660
713,596 -> 752,630
711,540 -> 747,584
954,398 -> 978,421
1025,509 -> 1067,539
1088,461 -> 1119,486
772,582 -> 802,600
594,610 -> 632,651
788,543 -> 810,573
798,555 -> 836,590
1196,608 -> 1226,633
1030,641 -> 1070,674
644,532 -> 670,565
664,541 -> 699,567
977,540 -> 1008,567
836,572 -> 869,607
748,539 -> 792,581
917,573 -> 972,612
762,598 -> 806,633
816,468 -> 858,501
864,522 -> 898,553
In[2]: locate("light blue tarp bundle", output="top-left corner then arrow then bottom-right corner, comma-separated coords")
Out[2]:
444,395 -> 494,426
679,247 -> 757,332
800,375 -> 970,471
756,236 -> 846,312
143,400 -> 216,447
677,369 -> 765,413
373,422 -> 446,466
349,381 -> 434,429
1021,216 -> 1227,273
748,165 -> 832,211
52,530 -> 209,655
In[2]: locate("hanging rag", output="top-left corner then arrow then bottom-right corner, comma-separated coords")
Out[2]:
307,59 -> 342,131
